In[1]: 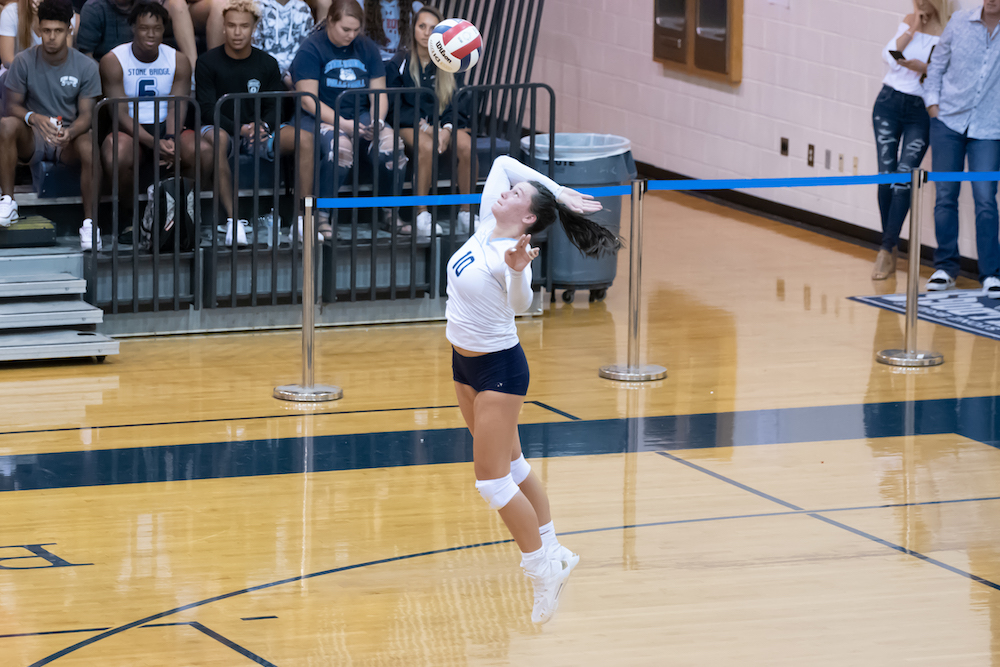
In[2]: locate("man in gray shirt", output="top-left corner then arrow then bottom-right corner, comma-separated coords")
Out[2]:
0,0 -> 102,245
923,0 -> 1000,297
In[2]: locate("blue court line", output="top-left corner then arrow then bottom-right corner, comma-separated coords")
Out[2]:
0,628 -> 111,639
309,171 -> 1000,210
656,451 -> 804,510
22,492 -> 1000,664
0,403 -> 464,437
0,399 -> 568,438
4,394 -> 999,493
140,622 -> 277,666
809,514 -> 1000,593
653,451 -> 1000,595
530,400 -> 581,421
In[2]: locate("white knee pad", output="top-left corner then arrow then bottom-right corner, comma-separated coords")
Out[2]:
476,474 -> 519,510
510,454 -> 531,485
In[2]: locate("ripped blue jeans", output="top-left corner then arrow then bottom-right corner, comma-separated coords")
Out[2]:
872,85 -> 930,251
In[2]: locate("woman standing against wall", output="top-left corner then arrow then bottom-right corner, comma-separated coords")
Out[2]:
871,0 -> 950,280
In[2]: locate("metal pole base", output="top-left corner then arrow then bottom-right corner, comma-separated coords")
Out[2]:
875,350 -> 944,367
599,364 -> 667,382
273,384 -> 344,402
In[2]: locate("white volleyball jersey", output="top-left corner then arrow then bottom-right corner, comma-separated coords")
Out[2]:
445,219 -> 530,353
111,42 -> 176,125
445,156 -> 563,353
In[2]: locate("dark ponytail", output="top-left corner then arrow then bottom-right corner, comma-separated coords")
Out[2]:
525,181 -> 622,258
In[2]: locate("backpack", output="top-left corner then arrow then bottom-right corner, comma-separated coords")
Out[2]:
140,177 -> 196,252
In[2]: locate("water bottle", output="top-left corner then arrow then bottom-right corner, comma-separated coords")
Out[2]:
257,212 -> 274,249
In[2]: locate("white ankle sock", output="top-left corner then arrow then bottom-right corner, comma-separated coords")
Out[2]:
539,520 -> 560,554
520,546 -> 548,575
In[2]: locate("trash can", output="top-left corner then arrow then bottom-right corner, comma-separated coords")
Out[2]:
520,133 -> 636,303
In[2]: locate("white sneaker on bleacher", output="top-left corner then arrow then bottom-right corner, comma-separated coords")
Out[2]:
0,195 -> 17,227
297,215 -> 323,242
79,218 -> 102,251
455,210 -> 478,235
225,218 -> 249,247
416,211 -> 442,239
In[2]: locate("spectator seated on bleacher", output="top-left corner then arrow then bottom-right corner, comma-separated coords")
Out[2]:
99,2 -> 197,223
250,0 -> 312,86
361,0 -> 419,62
291,0 -> 405,237
387,4 -> 474,237
77,0 -> 204,72
195,0 -> 314,246
0,0 -> 100,246
0,0 -> 77,68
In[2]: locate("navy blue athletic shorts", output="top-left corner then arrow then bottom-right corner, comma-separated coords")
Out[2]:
452,344 -> 530,396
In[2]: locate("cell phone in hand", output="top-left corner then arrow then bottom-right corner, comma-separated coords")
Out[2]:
889,50 -> 905,61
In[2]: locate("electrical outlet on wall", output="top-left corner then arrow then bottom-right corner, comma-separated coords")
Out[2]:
838,154 -> 844,172
825,150 -> 831,170
853,157 -> 859,175
807,144 -> 815,167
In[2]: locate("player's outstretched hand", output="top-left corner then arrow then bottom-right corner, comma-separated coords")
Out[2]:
505,234 -> 540,272
558,187 -> 603,214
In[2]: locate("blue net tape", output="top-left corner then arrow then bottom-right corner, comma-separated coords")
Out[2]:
313,171 -> 1000,209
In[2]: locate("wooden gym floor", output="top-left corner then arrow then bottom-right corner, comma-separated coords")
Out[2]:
2,191 -> 999,666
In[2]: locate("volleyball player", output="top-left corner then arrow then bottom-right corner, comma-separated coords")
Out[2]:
446,155 -> 620,624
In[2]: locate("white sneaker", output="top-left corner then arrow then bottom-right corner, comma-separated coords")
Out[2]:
926,269 -> 955,291
524,556 -> 575,624
297,215 -> 323,242
0,195 -> 17,227
984,276 -> 1000,299
455,210 -> 478,235
550,544 -> 580,572
79,218 -> 102,251
415,211 -> 443,239
225,218 -> 249,247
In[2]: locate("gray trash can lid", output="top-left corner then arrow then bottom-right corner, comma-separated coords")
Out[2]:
521,133 -> 631,162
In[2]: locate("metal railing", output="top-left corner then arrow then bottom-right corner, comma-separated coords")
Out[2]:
89,95 -> 200,314
83,83 -> 556,321
205,90 -> 320,309
328,86 -> 438,303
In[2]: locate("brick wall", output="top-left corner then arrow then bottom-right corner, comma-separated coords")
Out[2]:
533,0 -> 984,262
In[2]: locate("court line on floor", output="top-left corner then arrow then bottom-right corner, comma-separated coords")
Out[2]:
21,492 -> 1000,664
0,404 -> 463,437
0,401 -> 579,439
141,622 -> 276,667
528,401 -> 581,421
655,451 -> 1000,593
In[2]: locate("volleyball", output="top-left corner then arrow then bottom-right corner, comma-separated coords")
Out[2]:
428,19 -> 483,74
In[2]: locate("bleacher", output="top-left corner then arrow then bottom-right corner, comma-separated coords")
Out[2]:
0,0 -> 550,356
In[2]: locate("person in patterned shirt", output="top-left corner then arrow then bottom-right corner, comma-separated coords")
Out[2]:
252,0 -> 312,82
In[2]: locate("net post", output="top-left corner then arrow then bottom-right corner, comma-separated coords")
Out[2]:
876,168 -> 944,367
599,179 -> 667,382
274,196 -> 344,402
